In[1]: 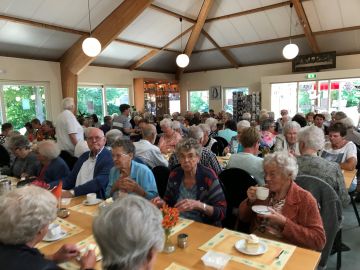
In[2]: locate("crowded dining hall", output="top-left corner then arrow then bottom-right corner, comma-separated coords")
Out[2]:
1,0 -> 360,269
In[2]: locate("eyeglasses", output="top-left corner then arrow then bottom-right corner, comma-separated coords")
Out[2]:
112,152 -> 129,160
178,153 -> 197,161
86,136 -> 104,142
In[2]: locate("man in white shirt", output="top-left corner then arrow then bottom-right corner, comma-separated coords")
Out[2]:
226,127 -> 265,185
55,97 -> 84,156
134,124 -> 168,168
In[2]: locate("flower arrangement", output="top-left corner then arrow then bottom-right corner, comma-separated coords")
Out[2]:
161,204 -> 179,253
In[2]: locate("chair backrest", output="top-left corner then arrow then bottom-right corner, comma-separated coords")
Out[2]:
218,168 -> 257,230
152,166 -> 170,198
295,174 -> 342,268
213,136 -> 229,156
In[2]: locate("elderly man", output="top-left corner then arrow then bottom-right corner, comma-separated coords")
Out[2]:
134,124 -> 168,168
55,97 -> 84,156
297,125 -> 350,207
226,127 -> 265,185
198,123 -> 218,154
61,127 -> 113,199
168,126 -> 222,175
112,104 -> 136,138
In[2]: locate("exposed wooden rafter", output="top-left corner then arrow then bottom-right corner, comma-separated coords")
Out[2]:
149,4 -> 196,23
292,0 -> 319,53
201,30 -> 239,68
129,26 -> 194,70
175,0 -> 214,79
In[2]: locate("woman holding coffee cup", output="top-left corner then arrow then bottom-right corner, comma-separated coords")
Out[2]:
239,151 -> 325,251
0,186 -> 96,270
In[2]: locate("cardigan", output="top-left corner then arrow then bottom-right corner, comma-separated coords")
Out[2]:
37,157 -> 70,184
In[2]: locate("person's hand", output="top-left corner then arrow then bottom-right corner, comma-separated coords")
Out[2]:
62,190 -> 74,198
260,208 -> 286,229
151,196 -> 165,208
80,250 -> 96,270
223,146 -> 230,155
52,244 -> 79,262
116,178 -> 142,193
175,199 -> 201,212
246,186 -> 257,203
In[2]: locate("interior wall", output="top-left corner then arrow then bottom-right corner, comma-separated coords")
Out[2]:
179,54 -> 360,113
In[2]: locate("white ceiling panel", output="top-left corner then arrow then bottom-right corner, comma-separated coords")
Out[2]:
317,30 -> 360,54
140,51 -> 178,73
338,0 -> 360,28
93,42 -> 151,67
302,1 -> 322,32
153,0 -> 203,20
166,30 -> 191,51
204,20 -> 247,47
186,50 -> 231,71
194,33 -> 216,51
0,0 -> 44,18
118,9 -> 193,48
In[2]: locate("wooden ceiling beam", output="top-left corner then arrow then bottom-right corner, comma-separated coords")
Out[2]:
149,4 -> 196,23
129,26 -> 194,70
176,0 -> 214,79
292,0 -> 319,53
201,30 -> 239,68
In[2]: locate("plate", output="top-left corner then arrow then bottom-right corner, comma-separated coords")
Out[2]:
83,198 -> 103,206
43,230 -> 67,242
235,239 -> 268,255
77,246 -> 102,262
251,205 -> 271,215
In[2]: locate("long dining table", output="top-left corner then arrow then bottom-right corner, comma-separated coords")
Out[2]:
38,196 -> 321,270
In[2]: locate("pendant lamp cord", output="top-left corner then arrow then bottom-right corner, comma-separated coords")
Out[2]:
180,17 -> 183,53
289,3 -> 293,44
87,0 -> 92,36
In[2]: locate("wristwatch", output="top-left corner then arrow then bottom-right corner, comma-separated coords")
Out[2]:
203,203 -> 207,212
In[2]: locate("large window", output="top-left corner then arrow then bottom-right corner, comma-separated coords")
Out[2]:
271,78 -> 360,124
223,87 -> 249,113
77,86 -> 129,121
0,83 -> 47,130
188,90 -> 209,112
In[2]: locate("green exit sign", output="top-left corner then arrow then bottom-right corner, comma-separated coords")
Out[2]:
306,73 -> 317,79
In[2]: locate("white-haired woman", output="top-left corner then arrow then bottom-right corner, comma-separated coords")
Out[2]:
340,117 -> 360,145
198,123 -> 218,153
158,118 -> 182,154
205,117 -> 218,138
93,195 -> 164,270
228,120 -> 251,154
274,121 -> 301,156
105,129 -> 123,150
239,151 -> 325,251
34,140 -> 70,185
0,186 -> 95,270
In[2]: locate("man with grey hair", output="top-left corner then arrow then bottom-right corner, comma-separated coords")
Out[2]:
134,124 -> 168,168
0,186 -> 96,270
105,129 -> 123,149
60,127 -> 114,199
93,195 -> 164,270
297,125 -> 350,206
168,126 -> 222,175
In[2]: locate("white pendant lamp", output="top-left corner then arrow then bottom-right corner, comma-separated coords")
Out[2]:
82,0 -> 101,57
176,18 -> 189,68
282,3 -> 299,60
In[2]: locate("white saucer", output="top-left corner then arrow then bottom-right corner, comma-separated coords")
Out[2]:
235,239 -> 267,255
83,198 -> 103,206
251,205 -> 271,215
43,230 -> 67,242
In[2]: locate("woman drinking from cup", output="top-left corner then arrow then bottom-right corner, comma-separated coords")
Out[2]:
239,151 -> 325,251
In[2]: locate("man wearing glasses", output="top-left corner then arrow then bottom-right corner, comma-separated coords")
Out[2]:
60,127 -> 114,199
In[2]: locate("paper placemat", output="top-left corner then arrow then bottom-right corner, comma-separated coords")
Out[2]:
69,202 -> 99,217
165,262 -> 190,270
37,218 -> 84,249
199,228 -> 296,270
169,218 -> 194,236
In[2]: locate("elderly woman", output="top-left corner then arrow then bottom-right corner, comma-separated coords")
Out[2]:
93,195 -> 163,270
8,135 -> 40,178
218,120 -> 237,143
239,151 -> 325,251
339,117 -> 360,145
321,122 -> 357,171
152,138 -> 226,226
228,120 -> 251,154
158,118 -> 182,154
198,123 -> 218,153
41,120 -> 56,140
105,129 -> 123,149
205,117 -> 218,138
35,140 -> 70,184
106,139 -> 158,199
274,121 -> 301,156
259,119 -> 276,149
0,186 -> 95,270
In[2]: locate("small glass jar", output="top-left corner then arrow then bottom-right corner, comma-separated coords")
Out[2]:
177,233 -> 188,249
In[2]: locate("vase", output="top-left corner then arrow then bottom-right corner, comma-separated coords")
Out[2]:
163,228 -> 175,253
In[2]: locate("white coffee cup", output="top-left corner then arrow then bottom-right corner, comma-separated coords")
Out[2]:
256,187 -> 269,200
86,193 -> 97,204
46,223 -> 61,239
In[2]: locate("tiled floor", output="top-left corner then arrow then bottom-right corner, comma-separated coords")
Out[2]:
327,202 -> 360,270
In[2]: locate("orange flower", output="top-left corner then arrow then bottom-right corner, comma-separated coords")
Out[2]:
161,204 -> 179,229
